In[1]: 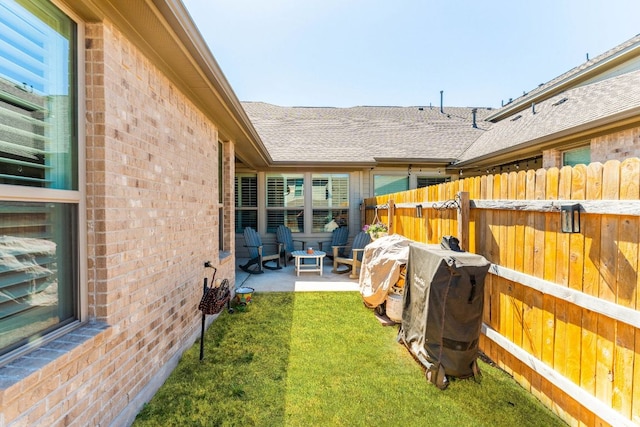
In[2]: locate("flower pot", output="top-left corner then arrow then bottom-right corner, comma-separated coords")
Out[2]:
370,232 -> 388,240
235,287 -> 254,305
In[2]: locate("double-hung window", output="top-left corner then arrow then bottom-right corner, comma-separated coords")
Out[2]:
266,173 -> 304,233
235,173 -> 257,232
0,0 -> 79,358
311,173 -> 349,232
235,173 -> 350,234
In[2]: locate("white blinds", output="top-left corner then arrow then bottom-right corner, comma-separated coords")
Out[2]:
235,175 -> 258,232
0,0 -> 73,189
266,174 -> 303,208
235,175 -> 257,208
311,174 -> 348,208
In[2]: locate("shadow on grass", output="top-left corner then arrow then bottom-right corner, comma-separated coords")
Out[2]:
134,293 -> 296,426
134,292 -> 566,427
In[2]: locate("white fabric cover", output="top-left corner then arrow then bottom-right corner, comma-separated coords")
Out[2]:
358,234 -> 411,308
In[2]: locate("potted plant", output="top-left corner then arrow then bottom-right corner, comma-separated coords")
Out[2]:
363,222 -> 388,240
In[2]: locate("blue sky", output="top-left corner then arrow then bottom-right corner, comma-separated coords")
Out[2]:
182,0 -> 640,108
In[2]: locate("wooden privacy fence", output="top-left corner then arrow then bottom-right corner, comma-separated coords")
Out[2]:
363,159 -> 640,427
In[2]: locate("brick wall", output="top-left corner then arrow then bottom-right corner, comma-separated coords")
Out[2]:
591,125 -> 640,162
542,148 -> 562,169
1,20 -> 236,426
542,126 -> 640,169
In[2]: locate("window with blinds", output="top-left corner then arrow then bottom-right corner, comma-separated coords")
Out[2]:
416,176 -> 451,188
235,173 -> 351,234
312,174 -> 348,232
235,174 -> 257,233
0,0 -> 77,190
266,174 -> 303,233
0,202 -> 77,354
0,0 -> 78,359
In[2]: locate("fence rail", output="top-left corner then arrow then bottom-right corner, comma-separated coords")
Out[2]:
363,158 -> 640,427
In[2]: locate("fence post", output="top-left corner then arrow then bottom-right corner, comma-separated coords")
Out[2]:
388,199 -> 395,234
457,191 -> 469,251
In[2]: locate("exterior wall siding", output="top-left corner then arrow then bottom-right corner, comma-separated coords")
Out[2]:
0,20 -> 235,427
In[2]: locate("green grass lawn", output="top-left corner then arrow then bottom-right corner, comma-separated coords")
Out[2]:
134,292 -> 565,426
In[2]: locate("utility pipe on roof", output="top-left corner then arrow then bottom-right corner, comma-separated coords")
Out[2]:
440,90 -> 444,114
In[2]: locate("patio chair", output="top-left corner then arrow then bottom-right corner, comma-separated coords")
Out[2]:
276,225 -> 306,266
318,226 -> 349,260
332,231 -> 371,279
239,227 -> 283,274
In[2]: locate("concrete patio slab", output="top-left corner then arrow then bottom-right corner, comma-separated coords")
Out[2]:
235,258 -> 359,293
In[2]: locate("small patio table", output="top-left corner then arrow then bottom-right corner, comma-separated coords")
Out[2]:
292,250 -> 326,276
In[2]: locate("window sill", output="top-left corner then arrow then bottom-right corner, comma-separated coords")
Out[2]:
0,321 -> 109,389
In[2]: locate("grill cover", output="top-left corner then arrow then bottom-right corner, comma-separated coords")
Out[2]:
398,242 -> 490,387
358,234 -> 411,308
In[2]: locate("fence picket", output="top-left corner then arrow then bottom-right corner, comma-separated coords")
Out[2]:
567,165 -> 586,395
596,160 -> 620,408
613,158 -> 639,417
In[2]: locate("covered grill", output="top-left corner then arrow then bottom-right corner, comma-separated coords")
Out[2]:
397,242 -> 490,389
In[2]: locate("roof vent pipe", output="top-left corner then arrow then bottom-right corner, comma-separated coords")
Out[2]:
472,108 -> 478,128
440,90 -> 444,114
532,102 -> 536,114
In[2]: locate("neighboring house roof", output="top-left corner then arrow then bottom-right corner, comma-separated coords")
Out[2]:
241,102 -> 493,167
242,34 -> 640,170
85,1 -> 639,172
457,68 -> 640,165
486,34 -> 640,122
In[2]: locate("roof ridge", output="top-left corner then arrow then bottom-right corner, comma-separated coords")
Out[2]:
489,33 -> 640,116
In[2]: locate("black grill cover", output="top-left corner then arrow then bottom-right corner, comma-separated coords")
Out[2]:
398,242 -> 490,385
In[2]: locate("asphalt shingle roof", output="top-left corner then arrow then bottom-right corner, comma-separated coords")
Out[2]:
486,34 -> 640,120
458,67 -> 640,163
241,103 -> 493,164
240,36 -> 640,167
